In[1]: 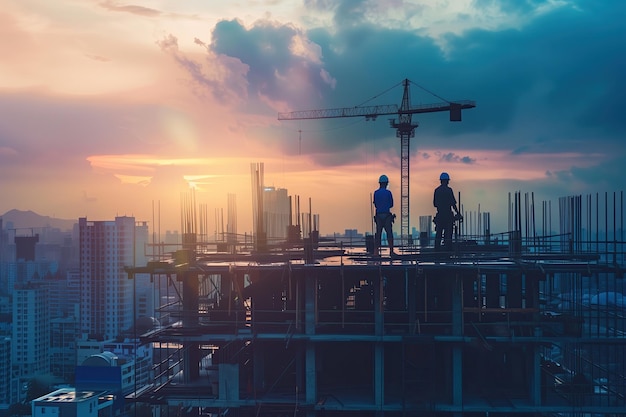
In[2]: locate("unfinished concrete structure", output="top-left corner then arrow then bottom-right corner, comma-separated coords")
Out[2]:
126,192 -> 625,417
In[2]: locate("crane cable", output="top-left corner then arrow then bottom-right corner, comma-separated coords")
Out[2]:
355,78 -> 453,108
409,79 -> 451,104
354,80 -> 403,107
354,80 -> 451,107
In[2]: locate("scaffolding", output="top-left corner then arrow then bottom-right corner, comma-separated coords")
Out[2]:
126,191 -> 626,417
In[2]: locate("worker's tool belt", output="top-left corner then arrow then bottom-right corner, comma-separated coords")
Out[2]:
375,213 -> 395,225
433,211 -> 453,225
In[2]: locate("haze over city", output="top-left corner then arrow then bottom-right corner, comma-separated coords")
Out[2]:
1,0 -> 624,236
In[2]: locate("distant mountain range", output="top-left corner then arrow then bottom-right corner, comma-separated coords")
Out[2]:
0,209 -> 77,231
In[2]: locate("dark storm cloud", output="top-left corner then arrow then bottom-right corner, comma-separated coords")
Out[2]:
548,157 -> 623,188
297,0 -> 625,157
281,25 -> 452,153
443,1 -> 626,143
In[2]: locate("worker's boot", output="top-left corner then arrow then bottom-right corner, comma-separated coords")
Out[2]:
389,237 -> 396,257
374,234 -> 381,257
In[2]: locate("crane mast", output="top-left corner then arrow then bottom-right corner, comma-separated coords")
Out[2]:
278,78 -> 475,247
390,79 -> 418,245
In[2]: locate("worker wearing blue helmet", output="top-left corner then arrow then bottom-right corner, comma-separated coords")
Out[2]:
373,174 -> 396,256
433,172 -> 461,250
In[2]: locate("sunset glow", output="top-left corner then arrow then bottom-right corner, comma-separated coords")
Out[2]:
1,1 -> 623,236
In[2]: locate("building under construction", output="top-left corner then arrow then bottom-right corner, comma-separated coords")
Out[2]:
125,190 -> 625,417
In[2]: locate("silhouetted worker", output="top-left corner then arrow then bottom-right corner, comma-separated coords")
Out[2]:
373,174 -> 396,256
433,172 -> 460,250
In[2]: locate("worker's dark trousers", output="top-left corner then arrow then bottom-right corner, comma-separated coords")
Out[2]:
435,212 -> 453,250
375,213 -> 394,253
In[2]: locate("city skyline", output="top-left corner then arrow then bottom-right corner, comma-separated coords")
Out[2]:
1,1 -> 624,236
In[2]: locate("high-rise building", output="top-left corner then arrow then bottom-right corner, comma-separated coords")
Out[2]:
263,186 -> 290,240
79,217 -> 148,341
47,269 -> 80,383
50,317 -> 78,381
0,336 -> 10,412
12,282 -> 49,380
49,268 -> 80,320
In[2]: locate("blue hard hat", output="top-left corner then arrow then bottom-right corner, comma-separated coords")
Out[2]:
440,172 -> 450,180
379,174 -> 389,183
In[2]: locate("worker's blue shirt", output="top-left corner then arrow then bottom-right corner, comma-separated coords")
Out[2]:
373,187 -> 393,214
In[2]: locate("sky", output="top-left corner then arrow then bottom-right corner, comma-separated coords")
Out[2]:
0,0 -> 624,237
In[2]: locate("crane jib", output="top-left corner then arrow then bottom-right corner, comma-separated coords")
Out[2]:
277,100 -> 475,121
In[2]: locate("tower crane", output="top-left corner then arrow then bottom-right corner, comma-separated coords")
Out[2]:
278,78 -> 475,246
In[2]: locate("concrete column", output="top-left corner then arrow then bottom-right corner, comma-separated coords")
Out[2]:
531,327 -> 542,406
219,363 -> 239,401
183,342 -> 200,383
305,269 -> 316,336
452,274 -> 463,335
452,347 -> 462,407
305,343 -> 316,404
181,270 -> 200,382
452,274 -> 463,407
253,346 -> 265,393
181,271 -> 199,328
508,272 -> 523,310
374,342 -> 384,409
374,273 -> 383,336
373,272 -> 385,408
407,268 -> 416,333
528,273 -> 542,406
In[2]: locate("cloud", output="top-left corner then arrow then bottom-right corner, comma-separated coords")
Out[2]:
304,0 -> 428,31
208,18 -> 336,111
183,174 -> 218,190
438,152 -> 476,164
511,146 -> 532,155
445,2 -> 626,137
114,174 -> 153,186
99,1 -> 161,17
157,34 -> 249,105
160,18 -> 338,116
0,92 -> 174,159
276,1 -> 626,184
474,0 -> 560,15
547,156 -> 623,189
